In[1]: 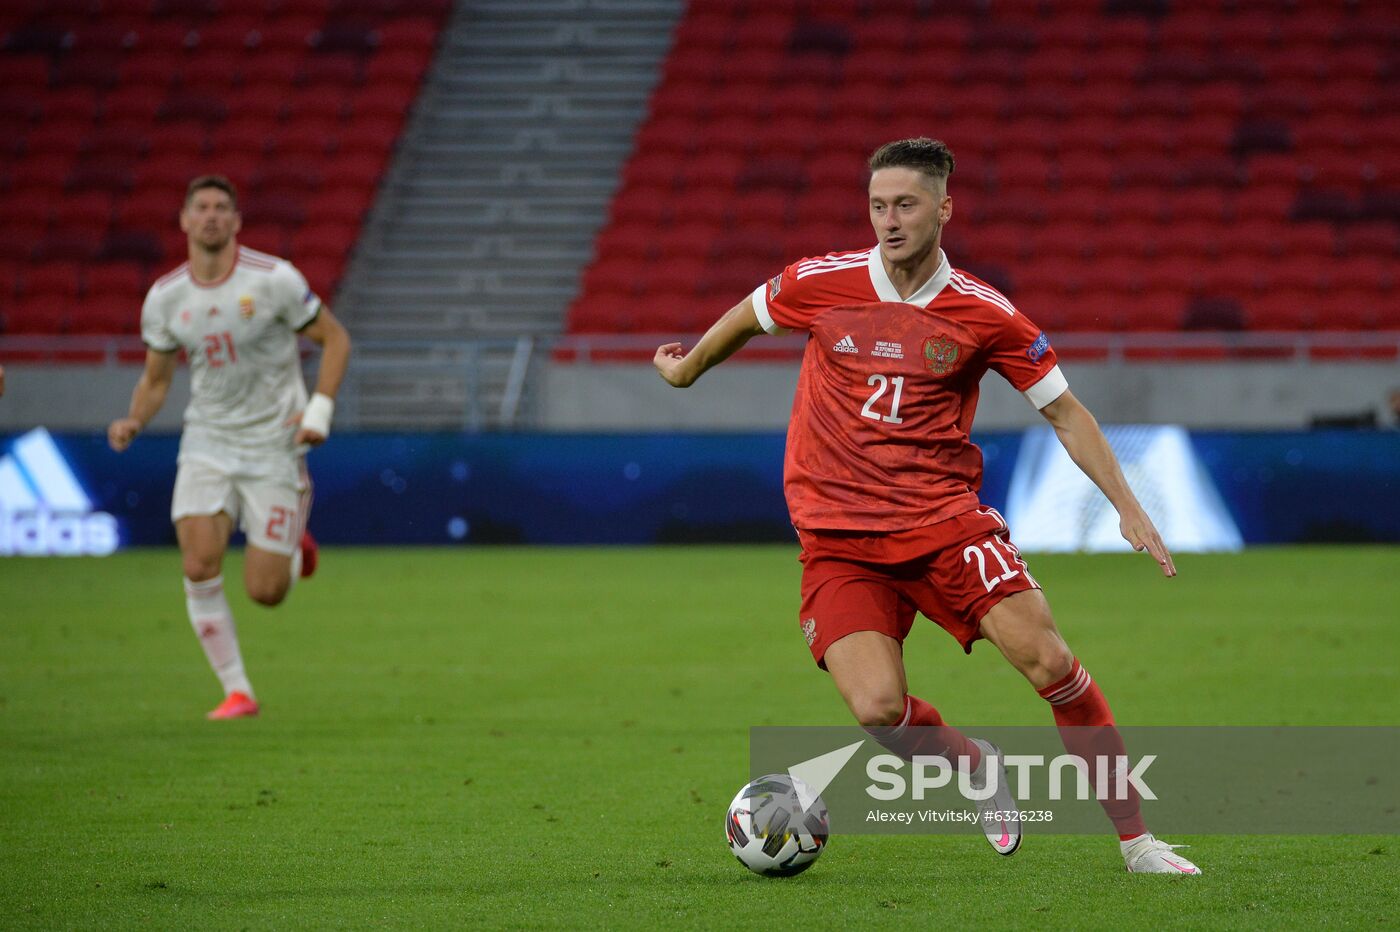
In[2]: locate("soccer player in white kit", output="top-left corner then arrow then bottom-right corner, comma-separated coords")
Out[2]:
108,176 -> 352,720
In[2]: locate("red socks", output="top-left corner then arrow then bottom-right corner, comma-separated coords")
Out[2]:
1039,658 -> 1147,839
863,695 -> 983,773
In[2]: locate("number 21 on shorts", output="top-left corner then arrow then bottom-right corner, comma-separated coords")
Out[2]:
963,536 -> 1022,592
265,506 -> 291,542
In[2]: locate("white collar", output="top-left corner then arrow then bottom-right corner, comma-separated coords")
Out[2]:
867,246 -> 951,308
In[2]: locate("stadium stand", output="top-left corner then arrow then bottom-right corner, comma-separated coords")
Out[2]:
569,1 -> 1400,339
0,0 -> 449,337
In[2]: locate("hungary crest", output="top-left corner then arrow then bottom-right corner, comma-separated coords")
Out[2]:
923,334 -> 961,375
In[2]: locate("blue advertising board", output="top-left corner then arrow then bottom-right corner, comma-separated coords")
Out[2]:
0,429 -> 1396,552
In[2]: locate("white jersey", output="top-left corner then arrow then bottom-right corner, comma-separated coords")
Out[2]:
141,246 -> 322,479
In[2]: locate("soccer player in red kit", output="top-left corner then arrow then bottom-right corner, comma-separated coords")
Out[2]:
654,138 -> 1200,874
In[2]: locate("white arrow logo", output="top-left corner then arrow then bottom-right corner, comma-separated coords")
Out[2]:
788,739 -> 866,810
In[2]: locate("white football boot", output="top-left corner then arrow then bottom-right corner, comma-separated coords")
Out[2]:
969,738 -> 1021,856
1122,834 -> 1202,874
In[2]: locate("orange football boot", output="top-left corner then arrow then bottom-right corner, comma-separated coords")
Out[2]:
207,691 -> 259,720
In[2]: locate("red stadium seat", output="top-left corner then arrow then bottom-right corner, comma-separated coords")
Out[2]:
3,296 -> 70,334
68,294 -> 140,334
321,153 -> 385,191
654,221 -> 720,260
608,184 -> 670,226
1339,223 -> 1398,259
271,117 -> 341,159
290,256 -> 341,297
256,16 -> 322,53
177,51 -> 245,91
377,16 -> 440,52
363,48 -> 430,87
54,192 -> 117,230
0,225 -> 42,262
1,189 -> 55,227
192,16 -> 262,53
212,116 -> 279,157
86,261 -> 148,300
100,228 -> 164,265
131,21 -> 198,54
337,116 -> 401,156
669,188 -> 733,226
23,262 -> 84,300
25,122 -> 88,159
570,3 -> 1394,337
306,188 -> 369,225
593,226 -> 658,262
298,52 -> 362,89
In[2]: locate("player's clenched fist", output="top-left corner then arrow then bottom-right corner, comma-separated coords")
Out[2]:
108,417 -> 141,452
654,342 -> 692,387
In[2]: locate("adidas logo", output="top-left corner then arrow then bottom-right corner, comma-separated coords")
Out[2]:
0,427 -> 119,556
833,335 -> 859,354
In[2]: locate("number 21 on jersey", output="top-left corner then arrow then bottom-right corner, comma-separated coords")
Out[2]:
203,331 -> 238,367
861,374 -> 905,424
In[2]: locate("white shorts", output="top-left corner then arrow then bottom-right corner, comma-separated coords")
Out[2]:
171,457 -> 312,556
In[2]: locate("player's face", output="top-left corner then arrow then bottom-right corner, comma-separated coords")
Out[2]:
868,168 -> 951,266
180,188 -> 241,252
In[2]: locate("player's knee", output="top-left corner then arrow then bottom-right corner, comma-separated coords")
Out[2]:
247,579 -> 289,607
849,692 -> 907,729
1031,640 -> 1074,685
183,555 -> 221,582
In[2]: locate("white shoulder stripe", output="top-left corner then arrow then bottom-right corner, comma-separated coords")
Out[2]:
796,250 -> 868,272
951,272 -> 1017,315
798,248 -> 867,264
950,272 -> 1017,317
795,258 -> 867,280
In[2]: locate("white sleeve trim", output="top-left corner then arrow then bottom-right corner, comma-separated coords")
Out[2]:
1023,365 -> 1069,409
750,283 -> 787,335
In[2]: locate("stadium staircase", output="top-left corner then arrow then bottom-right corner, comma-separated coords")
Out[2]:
334,0 -> 685,429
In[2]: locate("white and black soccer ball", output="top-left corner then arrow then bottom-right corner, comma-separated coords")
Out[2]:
725,774 -> 829,877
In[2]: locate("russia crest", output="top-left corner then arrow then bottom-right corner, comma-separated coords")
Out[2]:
923,334 -> 961,375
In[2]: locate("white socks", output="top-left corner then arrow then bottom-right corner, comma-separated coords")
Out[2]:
184,575 -> 254,699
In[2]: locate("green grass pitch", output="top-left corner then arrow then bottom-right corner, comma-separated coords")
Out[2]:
1,546 -> 1396,929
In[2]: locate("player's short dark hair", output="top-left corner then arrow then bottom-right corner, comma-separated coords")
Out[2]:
184,175 -> 238,208
868,138 -> 955,188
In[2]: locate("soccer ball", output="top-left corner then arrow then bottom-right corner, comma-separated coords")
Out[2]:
725,773 -> 829,877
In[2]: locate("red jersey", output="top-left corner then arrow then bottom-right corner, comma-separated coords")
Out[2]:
751,246 -> 1067,532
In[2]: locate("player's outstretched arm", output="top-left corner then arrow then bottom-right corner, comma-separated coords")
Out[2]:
1038,389 -> 1177,577
292,307 -> 352,446
654,297 -> 765,388
108,349 -> 177,452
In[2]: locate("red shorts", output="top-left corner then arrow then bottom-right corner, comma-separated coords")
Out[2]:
796,507 -> 1040,668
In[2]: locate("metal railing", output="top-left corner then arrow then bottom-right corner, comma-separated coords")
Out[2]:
4,331 -> 1396,431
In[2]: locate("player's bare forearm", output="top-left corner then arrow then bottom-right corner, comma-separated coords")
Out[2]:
128,351 -> 176,424
302,307 -> 351,399
654,297 -> 765,388
1039,390 -> 1177,575
1040,391 -> 1136,511
110,350 -> 176,451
